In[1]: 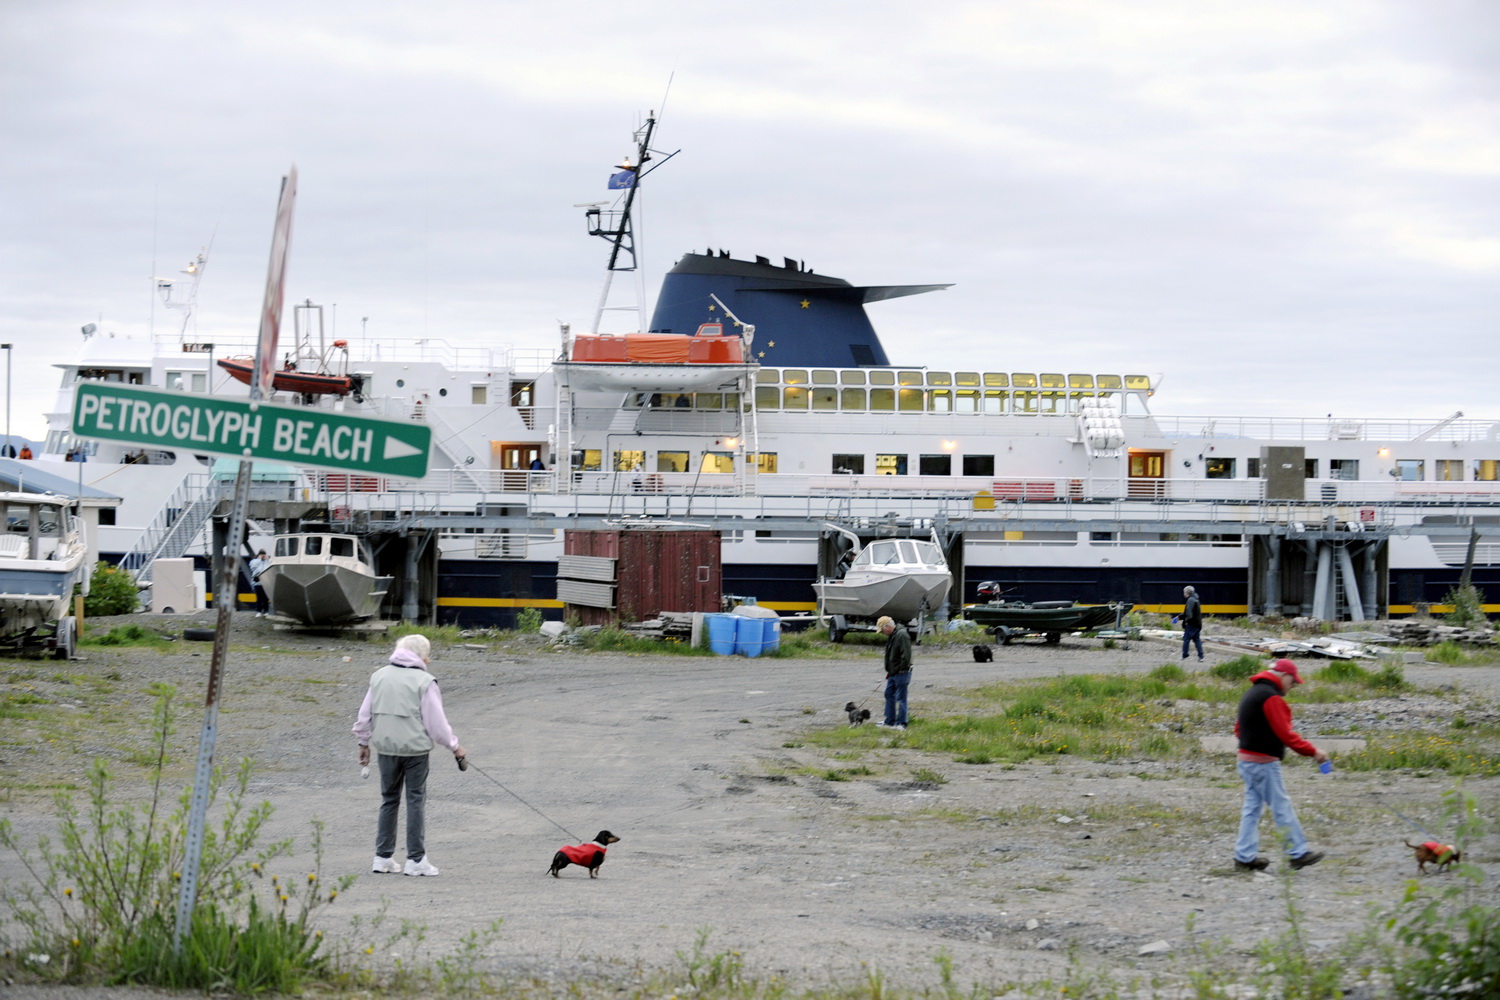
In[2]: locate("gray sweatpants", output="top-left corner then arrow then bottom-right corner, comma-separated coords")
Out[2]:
376,753 -> 430,861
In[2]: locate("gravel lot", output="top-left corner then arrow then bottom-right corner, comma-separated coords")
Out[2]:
3,613 -> 1498,997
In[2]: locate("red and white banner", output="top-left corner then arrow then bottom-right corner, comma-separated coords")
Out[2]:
253,166 -> 297,399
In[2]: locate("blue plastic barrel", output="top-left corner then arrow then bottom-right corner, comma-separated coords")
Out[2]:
762,616 -> 781,653
735,615 -> 765,658
706,614 -> 737,655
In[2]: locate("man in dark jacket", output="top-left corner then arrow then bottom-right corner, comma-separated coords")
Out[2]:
1232,659 -> 1328,871
877,615 -> 913,729
1181,586 -> 1204,661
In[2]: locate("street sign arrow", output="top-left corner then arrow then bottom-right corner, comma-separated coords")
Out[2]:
72,382 -> 432,479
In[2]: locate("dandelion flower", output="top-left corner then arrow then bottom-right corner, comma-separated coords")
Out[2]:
64,887 -> 73,898
307,873 -> 317,884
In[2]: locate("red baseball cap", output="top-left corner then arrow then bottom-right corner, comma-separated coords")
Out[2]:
1269,659 -> 1304,685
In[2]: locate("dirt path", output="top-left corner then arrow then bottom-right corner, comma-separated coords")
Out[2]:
3,616 -> 1498,994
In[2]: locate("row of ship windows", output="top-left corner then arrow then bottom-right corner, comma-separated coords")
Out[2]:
753,386 -> 1115,414
1207,458 -> 1500,482
755,369 -> 1153,390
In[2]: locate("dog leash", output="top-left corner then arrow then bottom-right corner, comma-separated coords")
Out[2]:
457,755 -> 582,842
854,675 -> 886,711
1382,803 -> 1447,845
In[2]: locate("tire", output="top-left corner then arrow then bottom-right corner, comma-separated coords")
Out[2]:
830,627 -> 845,644
183,627 -> 216,642
997,627 -> 1013,646
53,616 -> 76,660
1045,631 -> 1062,645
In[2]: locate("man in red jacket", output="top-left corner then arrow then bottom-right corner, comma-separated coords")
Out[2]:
1232,659 -> 1329,871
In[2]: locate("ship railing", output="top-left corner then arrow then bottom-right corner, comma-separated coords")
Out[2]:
119,472 -> 216,583
161,334 -> 555,374
1151,415 -> 1500,443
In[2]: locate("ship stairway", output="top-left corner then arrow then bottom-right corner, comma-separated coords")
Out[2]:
411,405 -> 486,490
120,473 -> 216,586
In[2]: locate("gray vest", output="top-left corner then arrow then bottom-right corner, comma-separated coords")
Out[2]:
369,664 -> 436,756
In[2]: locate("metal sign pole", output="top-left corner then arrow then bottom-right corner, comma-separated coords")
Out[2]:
172,167 -> 296,955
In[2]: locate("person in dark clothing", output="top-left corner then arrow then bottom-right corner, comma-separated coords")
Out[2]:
1232,659 -> 1328,871
877,615 -> 913,728
1181,585 -> 1204,661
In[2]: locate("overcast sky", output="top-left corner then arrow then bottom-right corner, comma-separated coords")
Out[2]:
3,1 -> 1497,442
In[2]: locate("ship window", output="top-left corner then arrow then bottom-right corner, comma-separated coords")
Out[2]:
189,372 -> 206,392
1475,460 -> 1499,482
782,369 -> 808,385
919,454 -> 952,476
983,372 -> 1009,387
330,537 -> 354,557
955,389 -> 979,413
723,392 -> 741,411
983,390 -> 1008,413
1014,390 -> 1039,413
955,371 -> 980,386
833,454 -> 864,474
755,386 -> 780,409
1040,373 -> 1066,389
1012,373 -> 1038,389
166,371 -> 184,390
870,388 -> 895,411
928,390 -> 952,412
868,370 -> 895,386
811,387 -> 837,411
1437,459 -> 1463,482
1097,374 -> 1123,389
99,508 -> 116,526
756,369 -> 780,383
1246,458 -> 1261,478
577,449 -> 602,472
614,449 -> 645,472
657,451 -> 688,473
1330,459 -> 1359,481
277,537 -> 298,557
1068,374 -> 1093,389
1304,459 -> 1319,478
840,370 -> 867,385
304,537 -> 323,556
1038,391 -> 1064,414
471,385 -> 488,404
510,381 -> 535,407
1124,374 -> 1151,390
1395,459 -> 1424,481
1206,457 -> 1235,479
697,393 -> 723,409
962,455 -> 995,476
700,451 -> 735,473
783,387 -> 809,410
395,379 -> 405,388
897,370 -> 923,386
752,452 -> 777,473
926,371 -> 952,386
840,388 -> 867,410
811,370 -> 837,385
898,388 -> 925,412
875,453 -> 907,475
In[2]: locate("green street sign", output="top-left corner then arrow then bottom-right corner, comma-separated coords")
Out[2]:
72,382 -> 432,479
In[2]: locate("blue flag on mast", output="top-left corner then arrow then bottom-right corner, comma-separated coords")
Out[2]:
608,169 -> 636,190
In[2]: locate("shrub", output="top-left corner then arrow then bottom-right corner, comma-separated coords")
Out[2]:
82,561 -> 138,617
1429,640 -> 1472,665
515,606 -> 544,633
1443,584 -> 1487,629
1209,654 -> 1264,683
1149,663 -> 1187,682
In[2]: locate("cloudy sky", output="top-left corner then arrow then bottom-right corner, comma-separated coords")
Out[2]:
3,1 -> 1497,442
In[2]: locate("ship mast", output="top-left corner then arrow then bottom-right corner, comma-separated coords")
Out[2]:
584,114 -> 676,334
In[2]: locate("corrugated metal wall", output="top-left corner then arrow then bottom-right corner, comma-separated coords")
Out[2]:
563,529 -> 721,625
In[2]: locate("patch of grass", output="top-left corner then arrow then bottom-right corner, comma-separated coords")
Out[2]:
80,624 -> 171,649
575,626 -> 716,655
1209,654 -> 1264,682
1428,640 -> 1486,665
911,767 -> 946,784
1337,732 -> 1500,776
391,622 -> 462,644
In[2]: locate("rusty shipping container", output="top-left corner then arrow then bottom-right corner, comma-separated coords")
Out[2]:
560,529 -> 722,626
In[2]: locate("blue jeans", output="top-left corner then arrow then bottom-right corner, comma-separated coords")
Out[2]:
1182,625 -> 1203,659
884,671 -> 910,726
376,753 -> 430,861
1235,759 -> 1310,861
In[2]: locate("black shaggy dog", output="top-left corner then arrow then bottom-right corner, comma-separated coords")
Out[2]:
549,830 -> 621,878
845,701 -> 872,726
972,645 -> 994,662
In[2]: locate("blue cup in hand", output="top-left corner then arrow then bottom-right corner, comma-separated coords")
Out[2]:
1319,760 -> 1333,775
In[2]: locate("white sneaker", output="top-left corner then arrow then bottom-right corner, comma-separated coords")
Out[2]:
404,856 -> 439,877
371,855 -> 402,874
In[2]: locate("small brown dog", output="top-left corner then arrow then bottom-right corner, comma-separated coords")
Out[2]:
1405,840 -> 1461,874
549,830 -> 620,878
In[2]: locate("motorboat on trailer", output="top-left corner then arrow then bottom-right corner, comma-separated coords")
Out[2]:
261,532 -> 391,626
813,535 -> 953,627
0,493 -> 87,658
965,600 -> 1132,644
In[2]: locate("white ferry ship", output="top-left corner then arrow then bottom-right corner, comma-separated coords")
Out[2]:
38,119 -> 1500,625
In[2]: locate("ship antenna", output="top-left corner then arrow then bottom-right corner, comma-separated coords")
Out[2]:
584,113 -> 679,334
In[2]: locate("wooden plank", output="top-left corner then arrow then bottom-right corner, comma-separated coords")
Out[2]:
558,554 -> 617,583
557,579 -> 615,609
